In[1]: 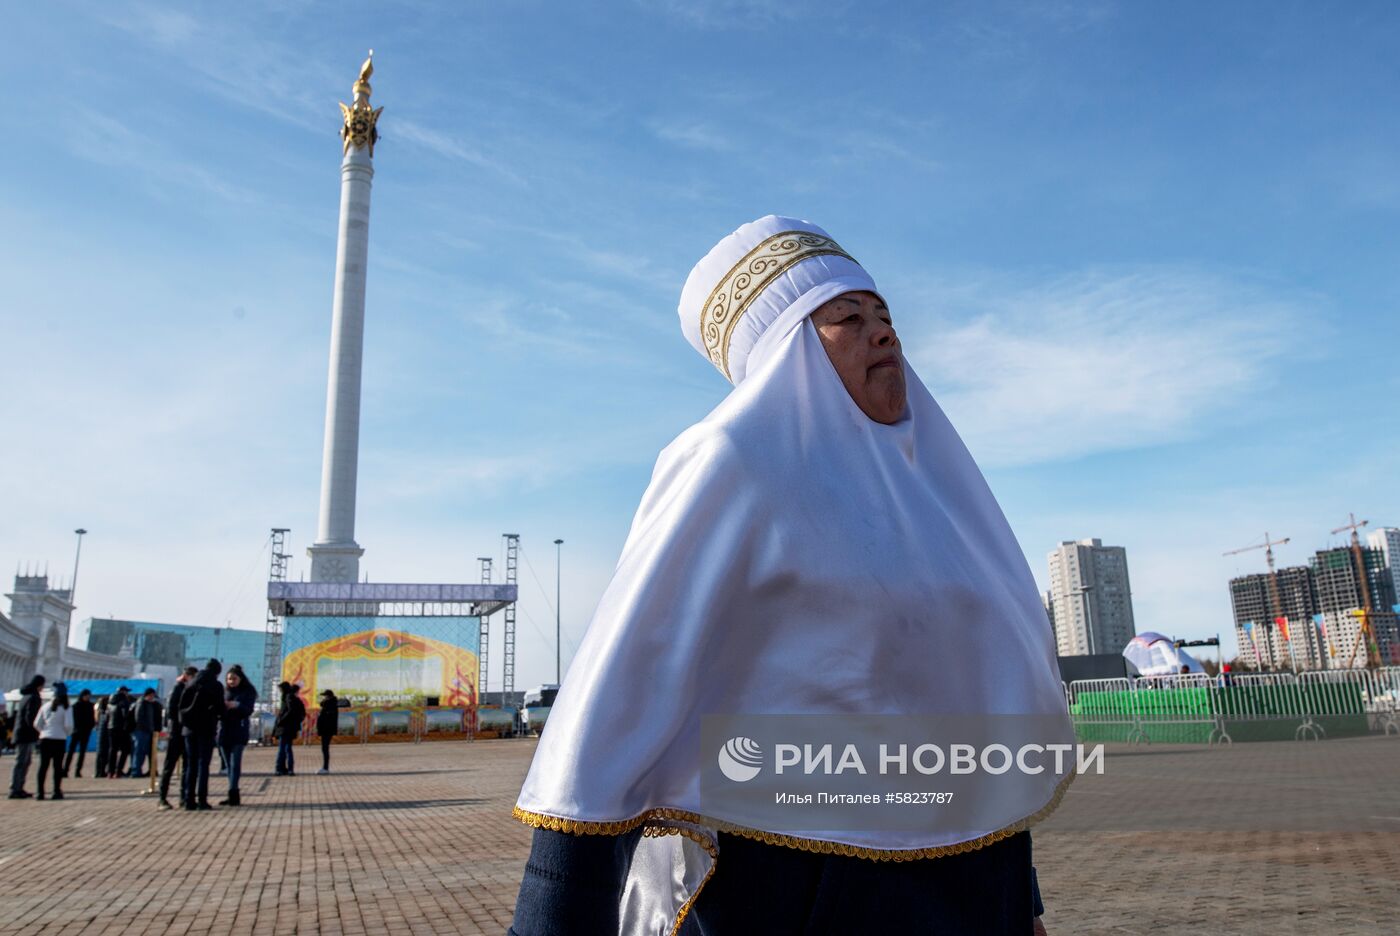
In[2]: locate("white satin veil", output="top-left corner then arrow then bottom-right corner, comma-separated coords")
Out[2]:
514,217 -> 1073,934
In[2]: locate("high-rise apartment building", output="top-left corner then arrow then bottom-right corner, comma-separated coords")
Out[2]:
1367,527 -> 1400,603
1046,539 -> 1136,657
1311,546 -> 1399,669
1228,566 -> 1322,670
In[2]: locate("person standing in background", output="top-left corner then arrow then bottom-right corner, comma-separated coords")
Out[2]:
158,666 -> 197,811
217,664 -> 257,807
274,682 -> 305,776
63,689 -> 96,778
316,689 -> 339,775
94,695 -> 111,779
33,681 -> 73,800
179,659 -> 224,811
106,687 -> 133,778
130,688 -> 163,778
8,675 -> 45,799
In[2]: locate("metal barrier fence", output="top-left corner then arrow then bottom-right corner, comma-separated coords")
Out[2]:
280,707 -> 483,745
253,705 -> 526,746
1066,667 -> 1400,745
1298,668 -> 1400,736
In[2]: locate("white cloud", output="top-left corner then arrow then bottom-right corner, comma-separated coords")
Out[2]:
95,4 -> 341,133
391,118 -> 528,186
899,267 -> 1312,466
634,0 -> 807,29
651,120 -> 735,152
58,108 -> 260,205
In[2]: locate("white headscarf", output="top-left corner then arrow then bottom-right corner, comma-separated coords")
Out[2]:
515,216 -> 1073,934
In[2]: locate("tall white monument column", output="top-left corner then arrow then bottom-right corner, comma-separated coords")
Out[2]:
309,53 -> 384,584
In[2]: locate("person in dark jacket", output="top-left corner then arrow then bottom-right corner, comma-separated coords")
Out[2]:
273,682 -> 305,776
94,695 -> 111,778
158,666 -> 198,811
129,688 -> 163,778
179,659 -> 224,810
8,675 -> 45,798
106,687 -> 134,778
216,664 -> 257,806
63,689 -> 96,778
315,689 -> 339,775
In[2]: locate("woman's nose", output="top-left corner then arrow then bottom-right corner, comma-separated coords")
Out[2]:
872,321 -> 897,347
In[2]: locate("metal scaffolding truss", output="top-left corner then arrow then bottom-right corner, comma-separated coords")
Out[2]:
267,581 -> 517,619
503,534 -> 520,699
262,528 -> 290,700
478,557 -> 493,697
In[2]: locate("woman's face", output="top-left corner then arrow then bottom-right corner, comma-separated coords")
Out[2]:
811,291 -> 906,424
227,673 -> 241,688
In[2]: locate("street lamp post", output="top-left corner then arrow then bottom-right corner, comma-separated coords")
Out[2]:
70,528 -> 88,605
1073,583 -> 1096,656
554,539 -> 564,684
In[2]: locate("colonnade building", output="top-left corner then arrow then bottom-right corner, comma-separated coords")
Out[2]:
1,574 -> 138,691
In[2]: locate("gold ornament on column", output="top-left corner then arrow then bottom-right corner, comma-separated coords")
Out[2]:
339,50 -> 384,156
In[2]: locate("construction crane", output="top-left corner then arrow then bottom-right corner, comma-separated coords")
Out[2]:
1330,514 -> 1379,669
1224,533 -> 1292,671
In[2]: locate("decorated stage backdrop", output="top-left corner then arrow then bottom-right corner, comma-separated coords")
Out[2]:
280,616 -> 479,709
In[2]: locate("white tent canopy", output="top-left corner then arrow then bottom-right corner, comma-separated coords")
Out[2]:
1123,632 -> 1205,676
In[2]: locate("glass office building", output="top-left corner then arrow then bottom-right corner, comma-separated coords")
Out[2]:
76,618 -> 267,693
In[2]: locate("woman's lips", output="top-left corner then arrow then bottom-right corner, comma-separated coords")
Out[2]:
869,357 -> 900,371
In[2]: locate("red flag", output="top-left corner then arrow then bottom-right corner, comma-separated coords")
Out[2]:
1274,616 -> 1290,642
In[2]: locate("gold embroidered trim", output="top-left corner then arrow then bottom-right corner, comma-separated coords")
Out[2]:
514,769 -> 1072,859
513,769 -> 1075,930
698,230 -> 855,380
643,821 -> 721,935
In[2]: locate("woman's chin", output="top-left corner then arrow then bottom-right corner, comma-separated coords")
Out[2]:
863,375 -> 906,423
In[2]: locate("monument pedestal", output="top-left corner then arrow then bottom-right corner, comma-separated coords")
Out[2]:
308,543 -> 365,584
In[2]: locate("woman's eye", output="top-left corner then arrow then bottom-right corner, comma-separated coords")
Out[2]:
845,314 -> 861,323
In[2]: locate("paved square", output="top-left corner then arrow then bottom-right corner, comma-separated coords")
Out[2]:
0,735 -> 1396,934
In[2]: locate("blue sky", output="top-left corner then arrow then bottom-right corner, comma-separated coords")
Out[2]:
3,1 -> 1397,686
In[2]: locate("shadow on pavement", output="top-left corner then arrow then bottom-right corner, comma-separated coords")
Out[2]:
252,797 -> 492,810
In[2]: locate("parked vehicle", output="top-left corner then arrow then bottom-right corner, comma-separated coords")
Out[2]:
522,685 -> 559,736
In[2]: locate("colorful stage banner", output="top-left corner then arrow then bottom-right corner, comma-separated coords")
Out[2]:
280,616 -> 479,709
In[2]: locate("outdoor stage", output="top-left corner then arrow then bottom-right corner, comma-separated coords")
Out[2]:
0,738 -> 1395,934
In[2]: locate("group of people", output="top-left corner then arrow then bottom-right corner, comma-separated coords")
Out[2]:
93,684 -> 164,778
5,676 -> 76,800
6,663 -> 342,809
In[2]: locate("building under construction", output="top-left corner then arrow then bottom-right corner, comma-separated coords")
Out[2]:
1229,545 -> 1399,671
1229,565 -> 1322,670
1311,546 -> 1398,669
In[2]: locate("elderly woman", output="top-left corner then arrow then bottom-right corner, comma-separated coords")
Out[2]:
509,216 -> 1071,935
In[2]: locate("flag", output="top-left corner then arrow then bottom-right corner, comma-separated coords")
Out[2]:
1314,613 -> 1335,658
1274,616 -> 1290,642
1242,621 -> 1263,668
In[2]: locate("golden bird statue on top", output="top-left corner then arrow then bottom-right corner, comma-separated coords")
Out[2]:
340,50 -> 384,156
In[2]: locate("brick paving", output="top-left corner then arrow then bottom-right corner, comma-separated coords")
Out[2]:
0,735 -> 1395,934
